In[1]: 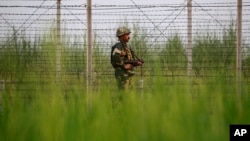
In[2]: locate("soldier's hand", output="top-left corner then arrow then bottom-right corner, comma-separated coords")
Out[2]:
124,64 -> 133,70
136,61 -> 143,66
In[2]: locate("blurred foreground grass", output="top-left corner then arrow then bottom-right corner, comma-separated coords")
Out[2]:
0,76 -> 250,141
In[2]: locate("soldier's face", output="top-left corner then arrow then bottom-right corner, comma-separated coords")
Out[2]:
120,33 -> 130,42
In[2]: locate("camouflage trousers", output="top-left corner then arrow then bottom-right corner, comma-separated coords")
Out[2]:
114,68 -> 135,90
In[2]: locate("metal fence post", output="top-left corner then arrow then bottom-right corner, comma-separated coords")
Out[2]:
86,0 -> 92,110
187,0 -> 192,76
237,0 -> 242,95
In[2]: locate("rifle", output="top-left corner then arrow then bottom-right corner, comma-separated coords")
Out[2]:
123,59 -> 144,66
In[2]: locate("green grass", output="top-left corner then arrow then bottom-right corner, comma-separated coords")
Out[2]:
0,25 -> 250,141
0,75 -> 249,141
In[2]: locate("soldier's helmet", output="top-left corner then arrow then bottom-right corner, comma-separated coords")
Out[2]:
116,26 -> 131,37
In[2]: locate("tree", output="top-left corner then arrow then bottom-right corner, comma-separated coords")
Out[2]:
159,34 -> 187,79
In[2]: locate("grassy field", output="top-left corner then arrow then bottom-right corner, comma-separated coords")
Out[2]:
0,26 -> 250,141
0,75 -> 249,141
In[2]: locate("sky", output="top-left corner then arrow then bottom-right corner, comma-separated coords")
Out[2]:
0,0 -> 249,46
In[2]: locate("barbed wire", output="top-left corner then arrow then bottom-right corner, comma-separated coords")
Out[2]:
1,2 -> 250,54
1,1 -> 56,45
16,0 -> 47,33
1,3 -> 250,9
1,0 -> 74,2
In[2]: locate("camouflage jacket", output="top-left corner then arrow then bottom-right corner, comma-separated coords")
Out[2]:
111,42 -> 136,69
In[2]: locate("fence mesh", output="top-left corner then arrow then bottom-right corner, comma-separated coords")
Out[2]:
0,0 -> 250,93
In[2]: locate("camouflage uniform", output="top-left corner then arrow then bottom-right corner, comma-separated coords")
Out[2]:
111,27 -> 138,90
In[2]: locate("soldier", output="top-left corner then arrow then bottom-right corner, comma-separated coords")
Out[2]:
111,26 -> 143,90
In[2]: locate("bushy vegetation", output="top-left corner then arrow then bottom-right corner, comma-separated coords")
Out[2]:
192,25 -> 236,77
